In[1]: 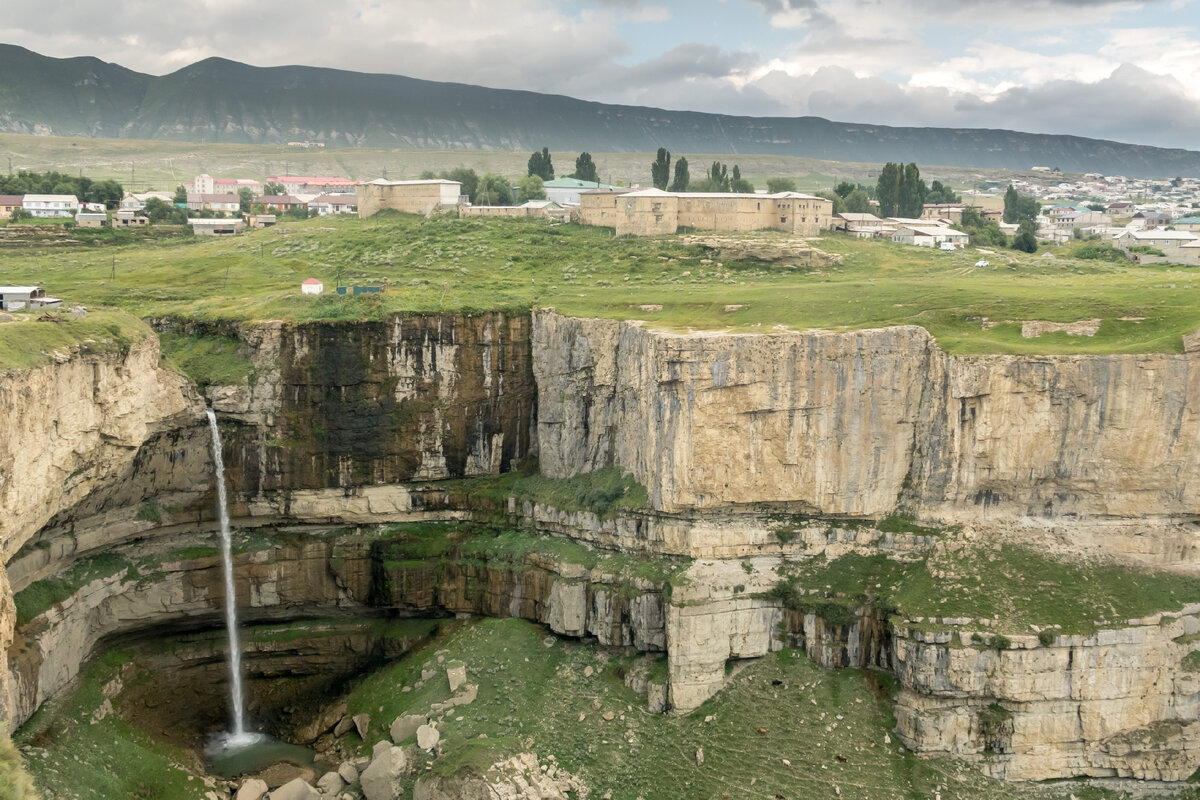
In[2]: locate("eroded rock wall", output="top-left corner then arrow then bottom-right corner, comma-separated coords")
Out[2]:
534,312 -> 1200,561
6,526 -> 666,728
0,335 -> 200,724
194,313 -> 536,496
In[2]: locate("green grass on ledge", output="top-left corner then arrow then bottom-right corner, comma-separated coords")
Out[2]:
0,308 -> 151,371
339,616 -> 1160,800
0,213 -> 1197,355
13,650 -> 210,800
770,542 -> 1200,636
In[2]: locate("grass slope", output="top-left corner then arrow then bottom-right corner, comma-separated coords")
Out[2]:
0,214 -> 1197,357
342,616 -> 1178,800
772,542 -> 1200,636
0,309 -> 151,371
12,650 -> 211,800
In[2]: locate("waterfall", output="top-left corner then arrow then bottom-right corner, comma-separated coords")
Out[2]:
205,408 -> 253,744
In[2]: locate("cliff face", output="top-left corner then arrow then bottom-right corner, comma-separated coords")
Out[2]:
534,312 -> 1200,560
197,313 -> 536,496
0,336 -> 200,724
6,527 -> 666,728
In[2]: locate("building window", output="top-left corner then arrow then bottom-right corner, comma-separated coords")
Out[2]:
780,216 -> 787,223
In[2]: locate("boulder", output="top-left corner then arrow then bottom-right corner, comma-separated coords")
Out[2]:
353,713 -> 371,741
270,778 -> 319,800
316,771 -> 345,795
337,761 -> 359,784
446,663 -> 467,693
360,742 -> 407,800
390,714 -> 427,743
297,702 -> 347,744
416,724 -> 440,751
333,716 -> 355,737
235,779 -> 269,800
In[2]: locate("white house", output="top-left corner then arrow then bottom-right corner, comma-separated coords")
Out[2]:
892,226 -> 969,248
301,278 -> 324,295
0,286 -> 62,311
23,194 -> 79,218
188,218 -> 246,236
308,193 -> 358,216
1115,229 -> 1200,251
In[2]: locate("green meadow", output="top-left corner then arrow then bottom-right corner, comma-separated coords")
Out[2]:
0,212 -> 1197,369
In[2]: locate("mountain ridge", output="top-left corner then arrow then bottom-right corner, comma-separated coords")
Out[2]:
1,43 -> 1199,177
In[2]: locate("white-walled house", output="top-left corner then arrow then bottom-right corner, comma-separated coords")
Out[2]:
308,193 -> 358,216
892,225 -> 968,248
0,286 -> 62,311
301,278 -> 324,295
23,194 -> 79,218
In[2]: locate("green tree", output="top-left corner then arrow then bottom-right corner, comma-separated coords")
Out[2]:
527,147 -> 554,181
237,187 -> 255,214
573,152 -> 598,183
518,174 -> 546,202
926,180 -> 960,204
419,170 -> 437,179
478,173 -> 514,205
87,179 -> 124,209
958,206 -> 1007,247
263,182 -> 285,196
876,163 -> 902,217
173,185 -> 188,205
834,180 -> 856,198
1012,219 -> 1039,253
843,189 -> 871,214
708,161 -> 730,191
898,163 -> 927,218
767,177 -> 797,193
669,157 -> 690,192
143,197 -> 187,224
651,148 -> 671,190
1003,186 -> 1041,223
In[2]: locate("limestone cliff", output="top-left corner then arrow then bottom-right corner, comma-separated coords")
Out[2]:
0,333 -> 199,723
178,313 -> 536,496
533,311 -> 1200,566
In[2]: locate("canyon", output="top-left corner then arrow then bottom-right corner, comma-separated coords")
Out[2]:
1,308 -> 1198,795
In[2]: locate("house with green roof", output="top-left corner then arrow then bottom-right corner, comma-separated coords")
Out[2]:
543,177 -> 619,206
1173,216 -> 1200,232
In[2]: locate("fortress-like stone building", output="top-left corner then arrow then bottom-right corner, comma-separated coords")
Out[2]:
357,178 -> 463,218
578,188 -> 833,236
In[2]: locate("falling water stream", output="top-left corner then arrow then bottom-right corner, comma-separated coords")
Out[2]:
205,408 -> 257,747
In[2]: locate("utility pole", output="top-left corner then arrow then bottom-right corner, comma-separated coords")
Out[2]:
111,254 -> 115,280
224,261 -> 230,289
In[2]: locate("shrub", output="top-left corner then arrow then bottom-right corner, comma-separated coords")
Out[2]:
1038,630 -> 1057,647
990,634 -> 1011,651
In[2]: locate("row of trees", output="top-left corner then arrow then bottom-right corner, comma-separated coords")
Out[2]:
526,148 -> 600,184
0,171 -> 124,208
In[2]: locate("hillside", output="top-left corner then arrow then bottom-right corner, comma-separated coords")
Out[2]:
2,44 -> 1200,177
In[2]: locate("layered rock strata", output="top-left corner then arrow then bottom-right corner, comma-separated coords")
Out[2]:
6,525 -> 666,728
532,311 -> 1200,568
0,334 -> 200,725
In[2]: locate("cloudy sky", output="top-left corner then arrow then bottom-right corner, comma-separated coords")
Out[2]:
3,0 -> 1199,148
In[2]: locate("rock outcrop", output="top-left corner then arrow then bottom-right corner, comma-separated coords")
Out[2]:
0,333 -> 200,723
533,311 -> 1200,567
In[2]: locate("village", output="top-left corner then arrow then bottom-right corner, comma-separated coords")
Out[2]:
2,163 -> 1200,309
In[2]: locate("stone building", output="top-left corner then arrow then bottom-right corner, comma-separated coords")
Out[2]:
356,179 -> 463,218
578,188 -> 832,237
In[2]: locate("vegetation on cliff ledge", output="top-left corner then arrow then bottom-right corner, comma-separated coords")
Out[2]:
768,541 -> 1200,636
0,214 -> 1197,356
0,308 -> 151,370
339,616 -> 1156,800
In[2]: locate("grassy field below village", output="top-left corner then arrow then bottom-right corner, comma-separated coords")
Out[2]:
0,213 -> 1197,364
0,132 -> 1036,197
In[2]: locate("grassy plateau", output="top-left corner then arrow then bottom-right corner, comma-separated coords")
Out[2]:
0,212 -> 1197,370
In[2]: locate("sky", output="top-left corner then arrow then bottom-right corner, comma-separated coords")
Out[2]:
3,0 -> 1200,149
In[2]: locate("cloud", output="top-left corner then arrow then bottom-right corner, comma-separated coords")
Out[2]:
0,0 -> 1197,148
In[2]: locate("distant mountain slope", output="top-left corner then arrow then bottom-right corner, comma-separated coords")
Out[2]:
2,44 -> 1199,177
